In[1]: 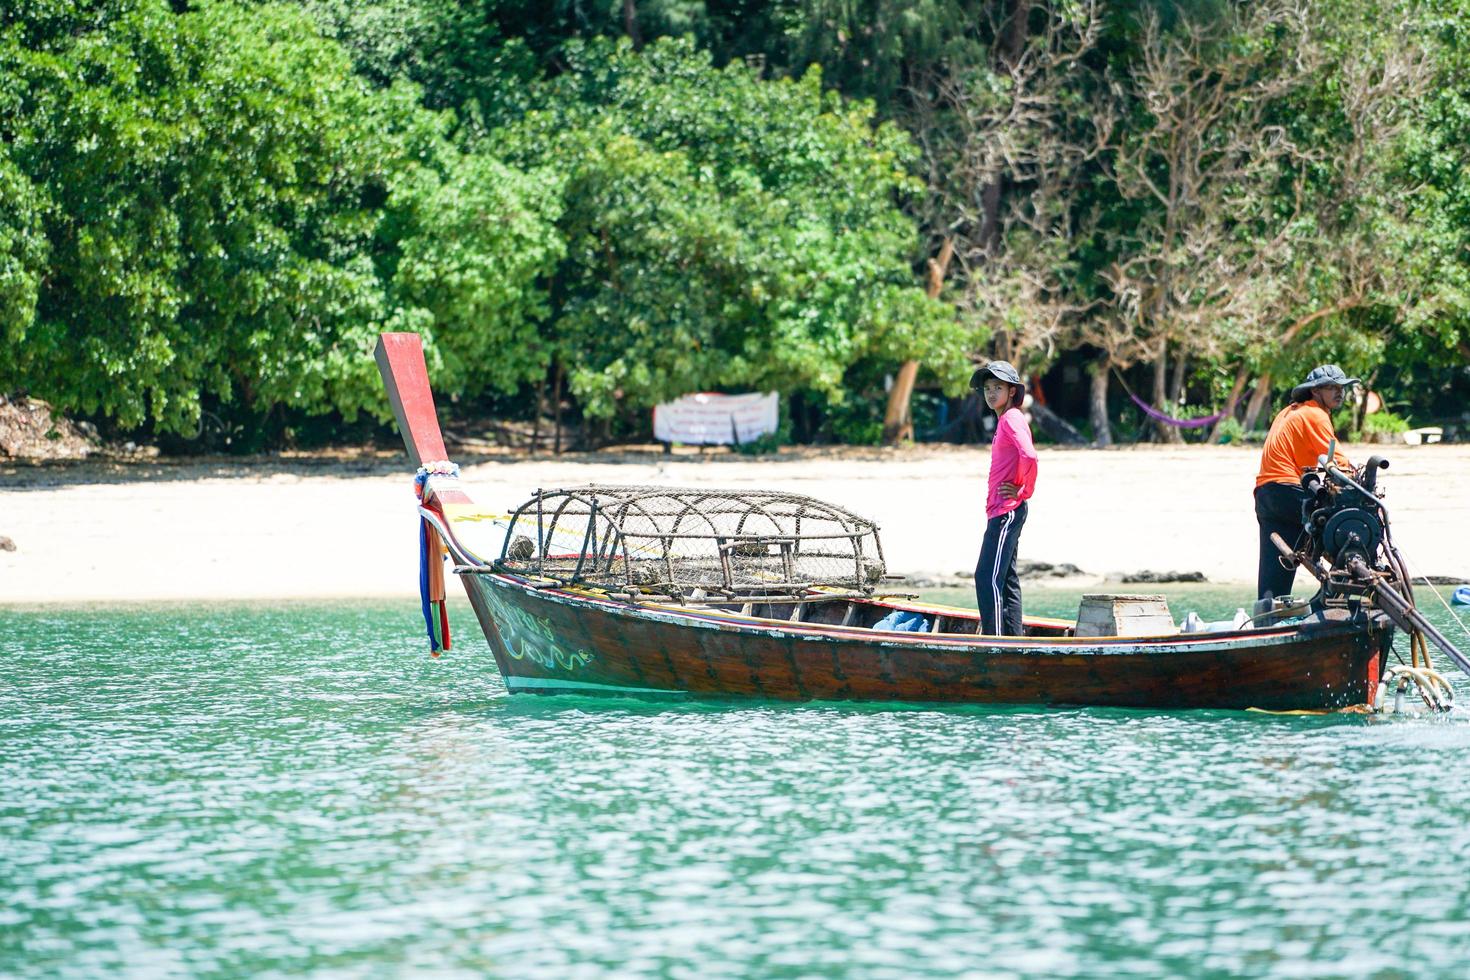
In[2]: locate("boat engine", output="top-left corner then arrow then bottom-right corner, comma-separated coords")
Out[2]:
1271,451 -> 1469,712
1297,453 -> 1388,574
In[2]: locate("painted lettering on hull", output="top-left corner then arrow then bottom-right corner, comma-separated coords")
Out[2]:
482,586 -> 595,673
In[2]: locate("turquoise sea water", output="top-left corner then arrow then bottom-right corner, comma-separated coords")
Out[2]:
5,588 -> 1470,978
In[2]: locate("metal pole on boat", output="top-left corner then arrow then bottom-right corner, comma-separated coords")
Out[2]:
1347,557 -> 1470,680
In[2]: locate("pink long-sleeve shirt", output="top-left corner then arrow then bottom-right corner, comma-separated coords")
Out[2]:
986,407 -> 1038,520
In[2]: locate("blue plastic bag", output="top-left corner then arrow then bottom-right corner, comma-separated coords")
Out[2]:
872,610 -> 931,632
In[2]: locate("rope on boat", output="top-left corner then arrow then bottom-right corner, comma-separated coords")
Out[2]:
1407,561 -> 1470,644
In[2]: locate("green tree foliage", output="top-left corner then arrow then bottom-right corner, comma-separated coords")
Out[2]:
1391,0 -> 1470,391
501,38 -> 959,418
705,0 -> 993,115
0,145 -> 48,350
294,0 -> 708,124
4,2 -> 951,443
8,0 -> 1466,446
386,149 -> 565,399
2,1 -> 562,436
4,1 -> 398,431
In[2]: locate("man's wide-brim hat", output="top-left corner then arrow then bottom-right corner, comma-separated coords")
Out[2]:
1290,364 -> 1360,402
969,359 -> 1024,390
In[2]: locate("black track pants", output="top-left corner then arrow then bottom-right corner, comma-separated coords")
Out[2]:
976,502 -> 1027,636
1255,482 -> 1307,601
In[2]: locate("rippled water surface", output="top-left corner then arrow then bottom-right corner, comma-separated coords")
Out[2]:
5,590 -> 1470,977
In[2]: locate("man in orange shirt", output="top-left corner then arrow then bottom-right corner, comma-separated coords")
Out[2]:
1254,365 -> 1359,601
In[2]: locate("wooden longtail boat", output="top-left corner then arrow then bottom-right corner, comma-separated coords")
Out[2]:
377,333 -> 1467,711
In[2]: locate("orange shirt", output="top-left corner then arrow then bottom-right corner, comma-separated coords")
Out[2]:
1255,402 -> 1352,489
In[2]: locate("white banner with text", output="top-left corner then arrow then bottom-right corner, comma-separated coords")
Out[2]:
652,392 -> 779,445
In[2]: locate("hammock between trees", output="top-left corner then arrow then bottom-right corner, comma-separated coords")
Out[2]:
1126,393 -> 1225,429
1113,370 -> 1226,429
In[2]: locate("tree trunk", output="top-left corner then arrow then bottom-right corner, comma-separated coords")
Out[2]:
623,0 -> 642,48
531,374 -> 545,456
961,392 -> 990,443
591,415 -> 611,450
997,0 -> 1034,72
882,238 -> 953,445
552,363 -> 563,455
992,330 -> 1013,363
1352,369 -> 1379,439
1208,362 -> 1253,442
1151,343 -> 1182,443
1242,373 -> 1274,433
1354,389 -> 1371,439
1030,401 -> 1087,445
1168,348 -> 1188,405
1088,354 -> 1112,447
882,361 -> 921,445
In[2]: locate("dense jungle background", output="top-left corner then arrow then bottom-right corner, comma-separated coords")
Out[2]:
3,0 -> 1469,453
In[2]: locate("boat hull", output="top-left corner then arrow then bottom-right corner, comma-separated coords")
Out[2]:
459,572 -> 1385,711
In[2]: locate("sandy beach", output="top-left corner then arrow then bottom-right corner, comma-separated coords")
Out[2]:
3,443 -> 1468,605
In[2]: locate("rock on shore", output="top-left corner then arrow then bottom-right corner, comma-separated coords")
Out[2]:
903,560 -> 1088,589
1114,570 -> 1208,584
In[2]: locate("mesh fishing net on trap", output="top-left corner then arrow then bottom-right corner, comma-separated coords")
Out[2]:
495,485 -> 888,599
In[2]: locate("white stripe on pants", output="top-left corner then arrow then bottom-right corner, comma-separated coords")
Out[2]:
976,505 -> 1025,636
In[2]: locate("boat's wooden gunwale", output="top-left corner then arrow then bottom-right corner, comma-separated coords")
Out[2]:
468,568 -> 1343,653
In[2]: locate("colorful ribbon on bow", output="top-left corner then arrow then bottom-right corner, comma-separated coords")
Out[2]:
414,461 -> 460,656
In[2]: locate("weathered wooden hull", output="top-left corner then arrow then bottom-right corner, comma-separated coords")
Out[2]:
459,571 -> 1386,711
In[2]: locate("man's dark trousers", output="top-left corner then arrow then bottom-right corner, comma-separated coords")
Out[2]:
1254,482 -> 1306,601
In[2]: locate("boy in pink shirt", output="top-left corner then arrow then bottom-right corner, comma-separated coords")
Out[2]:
971,361 -> 1038,635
